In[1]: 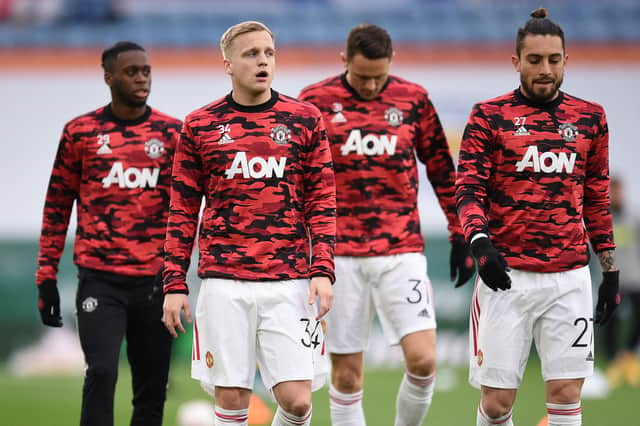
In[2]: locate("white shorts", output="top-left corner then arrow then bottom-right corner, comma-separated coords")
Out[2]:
325,252 -> 436,353
469,266 -> 594,389
191,278 -> 328,392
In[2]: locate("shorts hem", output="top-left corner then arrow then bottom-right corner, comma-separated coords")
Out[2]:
469,375 -> 520,390
327,346 -> 367,355
391,324 -> 436,346
191,374 -> 253,390
542,370 -> 593,382
267,375 -> 313,391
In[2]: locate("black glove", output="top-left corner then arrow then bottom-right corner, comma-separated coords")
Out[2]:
595,270 -> 620,326
37,279 -> 63,327
450,236 -> 475,288
470,237 -> 511,291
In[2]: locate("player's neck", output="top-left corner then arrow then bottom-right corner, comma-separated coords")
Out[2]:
109,102 -> 148,121
231,88 -> 271,107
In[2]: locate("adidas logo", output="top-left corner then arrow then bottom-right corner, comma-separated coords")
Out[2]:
331,112 -> 346,123
418,308 -> 430,318
220,133 -> 234,144
514,126 -> 530,136
586,351 -> 594,362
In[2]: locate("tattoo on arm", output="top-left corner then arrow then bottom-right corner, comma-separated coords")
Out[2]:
597,250 -> 616,272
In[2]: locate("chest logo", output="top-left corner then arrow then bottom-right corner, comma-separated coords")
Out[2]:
341,129 -> 397,156
102,162 -> 160,188
145,138 -> 165,159
271,125 -> 291,145
515,145 -> 576,174
225,152 -> 287,179
385,107 -> 403,127
331,102 -> 347,123
218,124 -> 234,144
558,123 -> 579,142
97,134 -> 112,155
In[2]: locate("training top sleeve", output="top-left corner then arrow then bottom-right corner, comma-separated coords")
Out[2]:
455,103 -> 494,242
36,123 -> 82,284
302,113 -> 336,282
584,109 -> 615,253
415,92 -> 463,240
163,122 -> 204,294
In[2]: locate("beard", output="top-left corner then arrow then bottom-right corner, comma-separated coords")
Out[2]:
520,74 -> 564,104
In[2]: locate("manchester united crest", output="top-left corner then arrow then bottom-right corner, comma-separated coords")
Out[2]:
205,351 -> 214,368
144,138 -> 165,159
270,125 -> 291,145
385,107 -> 403,127
81,297 -> 98,313
477,349 -> 484,367
558,123 -> 579,142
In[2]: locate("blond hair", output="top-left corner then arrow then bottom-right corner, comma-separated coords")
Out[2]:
220,21 -> 275,60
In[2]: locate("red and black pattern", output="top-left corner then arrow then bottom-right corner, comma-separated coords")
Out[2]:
299,73 -> 461,256
36,106 -> 182,283
163,90 -> 336,293
456,89 -> 615,272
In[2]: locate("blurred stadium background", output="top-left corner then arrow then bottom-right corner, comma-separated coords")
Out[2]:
0,0 -> 639,425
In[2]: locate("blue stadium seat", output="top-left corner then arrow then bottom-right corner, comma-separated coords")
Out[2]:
0,0 -> 637,47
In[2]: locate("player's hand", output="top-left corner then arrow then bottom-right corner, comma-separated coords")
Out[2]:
309,276 -> 333,320
162,293 -> 191,338
470,236 -> 511,291
595,270 -> 620,326
37,279 -> 63,327
450,235 -> 476,288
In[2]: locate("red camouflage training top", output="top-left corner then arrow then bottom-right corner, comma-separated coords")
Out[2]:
163,90 -> 336,293
456,89 -> 615,272
36,105 -> 182,283
299,73 -> 462,256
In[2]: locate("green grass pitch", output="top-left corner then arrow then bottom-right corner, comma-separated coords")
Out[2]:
1,359 -> 637,425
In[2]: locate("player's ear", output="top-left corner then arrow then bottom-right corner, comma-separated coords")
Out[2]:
223,58 -> 232,76
511,54 -> 520,72
340,52 -> 348,68
104,71 -> 112,87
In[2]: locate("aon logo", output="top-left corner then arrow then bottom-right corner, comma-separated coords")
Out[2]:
225,151 -> 287,179
515,145 -> 576,173
102,162 -> 160,188
341,129 -> 397,156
